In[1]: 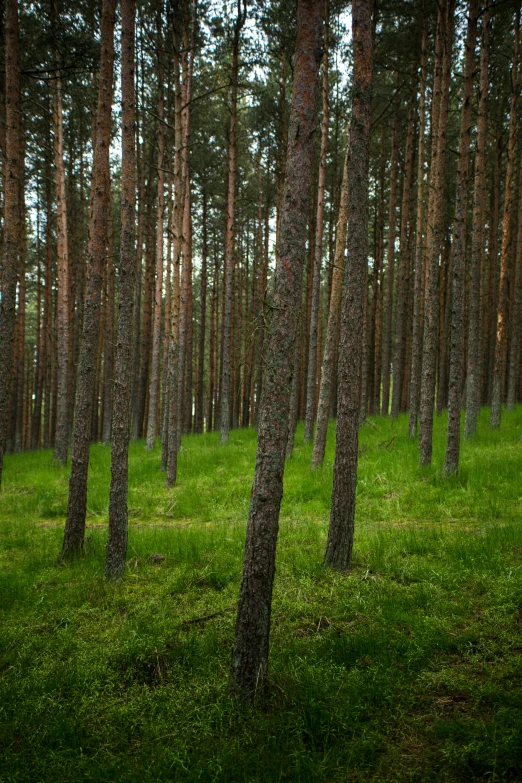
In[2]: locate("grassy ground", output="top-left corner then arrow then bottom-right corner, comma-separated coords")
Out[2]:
1,407 -> 522,782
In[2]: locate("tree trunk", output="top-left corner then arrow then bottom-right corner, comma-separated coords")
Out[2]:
0,0 -> 20,487
62,0 -> 116,556
490,9 -> 520,429
443,0 -> 478,475
323,0 -> 372,571
408,25 -> 427,439
418,0 -> 455,465
304,18 -> 329,443
311,142 -> 348,468
230,0 -> 324,702
104,0 -> 136,580
465,8 -> 490,438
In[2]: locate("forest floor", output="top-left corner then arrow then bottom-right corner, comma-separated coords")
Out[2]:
1,408 -> 522,782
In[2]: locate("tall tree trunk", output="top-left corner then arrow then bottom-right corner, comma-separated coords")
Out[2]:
220,0 -> 246,445
62,0 -> 116,556
408,24 -> 427,439
507,157 -> 522,410
195,190 -> 208,433
105,0 -> 136,580
324,0 -> 373,570
0,0 -> 20,487
101,199 -> 115,444
304,15 -> 329,442
391,84 -> 416,420
465,8 -> 490,438
490,9 -> 520,429
52,0 -> 71,465
381,95 -> 399,416
443,0 -> 478,475
13,146 -> 26,453
311,142 -> 349,468
230,0 -> 324,702
146,22 -> 165,451
418,0 -> 455,465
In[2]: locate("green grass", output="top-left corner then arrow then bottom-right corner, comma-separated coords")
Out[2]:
1,407 -> 522,782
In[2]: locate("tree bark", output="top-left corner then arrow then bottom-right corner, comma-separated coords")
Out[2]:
443,0 -> 478,475
0,0 -> 20,487
230,0 -> 324,702
465,8 -> 490,438
490,9 -> 520,429
104,0 -> 136,580
311,142 -> 349,467
62,0 -> 116,556
324,0 -> 373,570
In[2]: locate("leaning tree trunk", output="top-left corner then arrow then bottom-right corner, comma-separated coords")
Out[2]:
62,0 -> 116,557
230,0 -> 324,703
104,0 -> 136,581
323,0 -> 373,571
464,8 -> 490,439
418,0 -> 455,466
443,0 -> 478,475
490,9 -> 520,430
408,24 -> 427,439
0,0 -> 20,488
304,18 -> 329,443
311,142 -> 349,468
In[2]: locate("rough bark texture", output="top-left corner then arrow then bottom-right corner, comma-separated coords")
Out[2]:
465,8 -> 490,439
230,0 -> 324,702
381,100 -> 399,417
408,26 -> 427,439
104,0 -> 136,581
324,0 -> 372,571
443,0 -> 477,475
62,0 -> 116,557
52,0 -> 71,466
304,24 -> 328,443
507,154 -> 522,410
311,143 -> 349,468
418,0 -> 454,466
0,0 -> 20,488
490,10 -> 519,430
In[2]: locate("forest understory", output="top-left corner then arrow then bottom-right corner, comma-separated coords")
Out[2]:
1,408 -> 522,783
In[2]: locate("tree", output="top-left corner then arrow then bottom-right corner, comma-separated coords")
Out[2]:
62,0 -> 116,557
104,0 -> 136,581
230,0 -> 325,702
323,0 -> 373,571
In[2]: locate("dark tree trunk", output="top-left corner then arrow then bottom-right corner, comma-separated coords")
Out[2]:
443,0 -> 478,475
465,8 -> 490,438
324,0 -> 373,570
230,0 -> 324,702
62,0 -> 116,557
104,0 -> 136,580
0,0 -> 20,487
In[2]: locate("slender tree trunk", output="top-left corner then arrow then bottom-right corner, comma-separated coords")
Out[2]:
391,84 -> 416,420
230,0 -> 324,702
408,25 -> 427,439
304,17 -> 329,442
490,9 -> 520,429
324,0 -> 373,571
443,0 -> 478,475
194,191 -> 208,433
62,0 -> 116,556
146,24 -> 165,450
419,0 -> 455,465
220,1 -> 245,445
465,8 -> 490,438
0,0 -> 20,487
507,158 -> 522,410
13,147 -> 26,453
101,196 -> 115,444
381,97 -> 399,416
312,143 -> 349,467
104,0 -> 136,580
